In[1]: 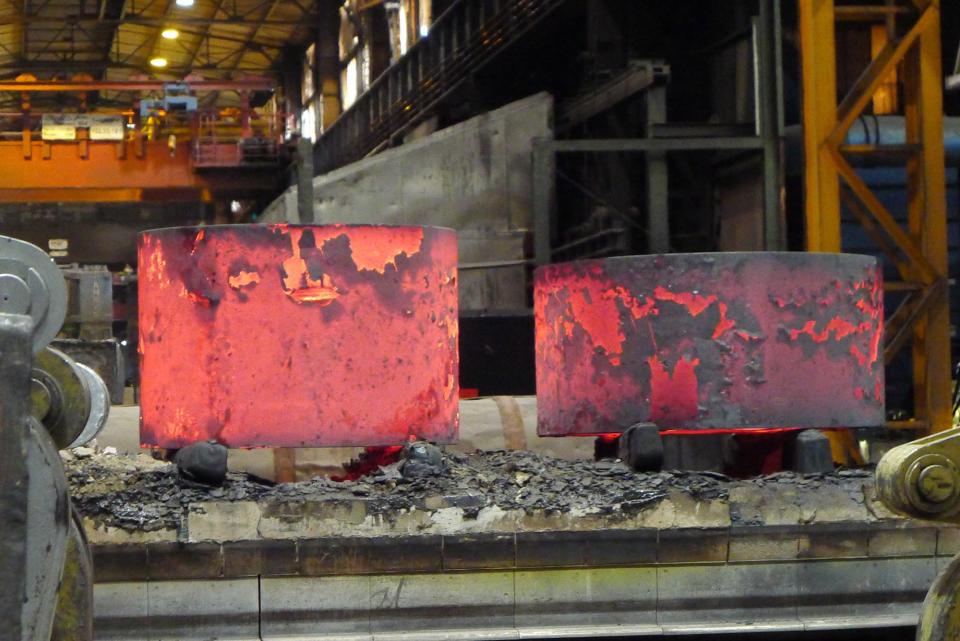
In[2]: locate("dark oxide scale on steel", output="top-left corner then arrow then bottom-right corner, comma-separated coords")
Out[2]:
138,224 -> 459,449
535,252 -> 884,436
65,448 -> 874,533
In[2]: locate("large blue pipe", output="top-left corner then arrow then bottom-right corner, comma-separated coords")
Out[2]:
785,116 -> 960,172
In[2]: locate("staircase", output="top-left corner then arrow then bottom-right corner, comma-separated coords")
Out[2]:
315,0 -> 569,174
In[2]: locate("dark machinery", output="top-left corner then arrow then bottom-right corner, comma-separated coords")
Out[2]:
0,236 -> 109,641
878,430 -> 960,640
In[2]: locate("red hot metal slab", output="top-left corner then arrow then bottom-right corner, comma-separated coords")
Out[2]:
534,253 -> 883,436
138,224 -> 458,448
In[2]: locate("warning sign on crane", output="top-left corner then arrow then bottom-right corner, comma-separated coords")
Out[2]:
41,114 -> 124,141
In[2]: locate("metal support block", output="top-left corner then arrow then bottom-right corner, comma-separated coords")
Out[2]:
785,429 -> 834,474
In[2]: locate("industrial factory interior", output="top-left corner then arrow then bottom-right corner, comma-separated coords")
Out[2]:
4,1 -> 960,640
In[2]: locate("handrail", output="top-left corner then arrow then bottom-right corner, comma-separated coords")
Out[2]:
314,0 -> 567,174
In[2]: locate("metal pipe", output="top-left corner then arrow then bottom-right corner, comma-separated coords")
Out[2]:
784,116 -> 960,171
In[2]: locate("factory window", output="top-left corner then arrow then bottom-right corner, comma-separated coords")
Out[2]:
385,0 -> 429,61
342,57 -> 359,110
417,0 -> 430,41
301,43 -> 319,139
302,43 -> 316,106
300,105 -> 316,142
397,2 -> 408,56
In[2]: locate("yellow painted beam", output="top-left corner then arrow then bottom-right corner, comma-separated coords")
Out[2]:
831,148 -> 938,282
828,10 -> 932,146
799,0 -> 951,436
0,140 -> 278,198
799,0 -> 841,252
904,0 -> 951,432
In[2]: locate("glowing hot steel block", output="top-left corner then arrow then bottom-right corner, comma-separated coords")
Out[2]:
535,253 -> 883,436
139,224 -> 458,448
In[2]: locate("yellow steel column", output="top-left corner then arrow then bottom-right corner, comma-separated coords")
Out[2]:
799,0 -> 841,252
798,0 -> 952,440
904,0 -> 951,432
800,0 -> 858,464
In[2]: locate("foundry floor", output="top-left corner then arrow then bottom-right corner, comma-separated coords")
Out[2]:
72,444 -> 947,640
78,404 -> 940,640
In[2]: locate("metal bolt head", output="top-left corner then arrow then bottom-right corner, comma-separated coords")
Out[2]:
918,465 -> 956,504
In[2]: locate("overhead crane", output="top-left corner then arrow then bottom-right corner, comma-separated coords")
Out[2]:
0,77 -> 287,203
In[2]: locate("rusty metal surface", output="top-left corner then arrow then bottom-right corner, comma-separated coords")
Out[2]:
138,224 -> 459,448
535,252 -> 883,435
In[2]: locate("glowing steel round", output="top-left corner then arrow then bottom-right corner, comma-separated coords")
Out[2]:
139,224 -> 458,448
534,252 -> 883,436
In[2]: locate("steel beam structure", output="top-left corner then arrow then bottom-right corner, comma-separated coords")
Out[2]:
0,14 -> 308,26
314,0 -> 569,174
555,60 -> 669,132
4,0 -> 316,83
0,79 -> 275,92
799,0 -> 951,434
533,134 -> 778,266
0,141 -> 280,202
531,2 -> 784,266
757,0 -> 786,251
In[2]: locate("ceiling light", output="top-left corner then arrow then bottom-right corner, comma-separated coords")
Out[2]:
149,57 -> 168,68
175,0 -> 194,6
161,28 -> 179,39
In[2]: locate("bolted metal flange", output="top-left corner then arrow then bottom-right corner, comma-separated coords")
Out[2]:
0,236 -> 67,354
65,362 -> 110,449
902,454 -> 960,517
31,348 -> 93,450
918,464 -> 957,504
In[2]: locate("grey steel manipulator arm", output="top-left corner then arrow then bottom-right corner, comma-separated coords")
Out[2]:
0,236 -> 109,641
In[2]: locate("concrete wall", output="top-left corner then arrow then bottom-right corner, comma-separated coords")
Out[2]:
262,92 -> 554,311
